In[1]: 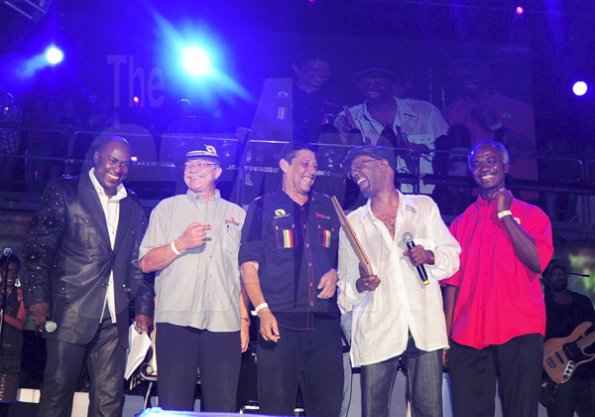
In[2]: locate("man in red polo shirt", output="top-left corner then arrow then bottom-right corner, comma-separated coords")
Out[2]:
442,139 -> 553,417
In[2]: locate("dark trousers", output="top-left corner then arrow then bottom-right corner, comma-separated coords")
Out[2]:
448,333 -> 544,417
155,323 -> 241,412
547,376 -> 595,417
257,316 -> 344,417
37,319 -> 125,417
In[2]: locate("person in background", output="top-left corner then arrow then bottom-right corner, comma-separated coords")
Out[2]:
334,67 -> 448,194
431,123 -> 473,215
0,91 -> 23,191
443,59 -> 538,201
291,51 -> 340,143
0,252 -> 26,400
541,260 -> 595,417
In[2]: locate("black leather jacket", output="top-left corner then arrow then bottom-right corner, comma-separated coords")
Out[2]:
21,173 -> 154,348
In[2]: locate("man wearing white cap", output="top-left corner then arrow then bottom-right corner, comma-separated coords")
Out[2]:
139,144 -> 250,412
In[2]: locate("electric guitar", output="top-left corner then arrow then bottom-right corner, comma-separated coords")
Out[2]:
543,321 -> 595,384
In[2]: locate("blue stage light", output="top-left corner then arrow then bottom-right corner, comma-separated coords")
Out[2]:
181,46 -> 212,77
45,45 -> 64,65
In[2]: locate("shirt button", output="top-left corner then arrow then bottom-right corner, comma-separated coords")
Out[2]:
309,283 -> 313,288
306,243 -> 310,248
308,262 -> 312,267
310,302 -> 314,307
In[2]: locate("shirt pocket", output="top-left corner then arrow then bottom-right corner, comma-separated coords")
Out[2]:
316,218 -> 336,249
224,223 -> 241,256
273,218 -> 297,250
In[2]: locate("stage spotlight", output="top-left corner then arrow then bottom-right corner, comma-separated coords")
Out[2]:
45,45 -> 64,65
181,46 -> 212,77
515,6 -> 524,15
572,81 -> 588,97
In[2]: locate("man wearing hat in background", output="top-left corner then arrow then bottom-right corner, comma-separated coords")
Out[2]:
334,67 -> 449,194
139,145 -> 250,412
337,145 -> 460,417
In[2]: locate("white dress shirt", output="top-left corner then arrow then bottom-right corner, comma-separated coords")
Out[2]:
334,97 -> 449,194
89,168 -> 127,324
337,191 -> 460,367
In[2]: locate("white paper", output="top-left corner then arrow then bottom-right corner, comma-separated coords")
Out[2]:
125,324 -> 152,380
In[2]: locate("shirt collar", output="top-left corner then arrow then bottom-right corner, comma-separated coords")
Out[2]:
359,189 -> 418,221
88,168 -> 127,201
279,189 -> 312,207
186,188 -> 221,203
362,97 -> 417,120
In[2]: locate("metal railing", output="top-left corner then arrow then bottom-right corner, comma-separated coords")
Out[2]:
1,131 -> 594,239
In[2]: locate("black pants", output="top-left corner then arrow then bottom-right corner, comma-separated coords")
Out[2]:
37,319 -> 125,417
547,376 -> 595,417
448,333 -> 544,417
257,316 -> 344,417
155,323 -> 241,412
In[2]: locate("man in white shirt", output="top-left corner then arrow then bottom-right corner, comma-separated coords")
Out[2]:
334,68 -> 449,194
337,145 -> 460,417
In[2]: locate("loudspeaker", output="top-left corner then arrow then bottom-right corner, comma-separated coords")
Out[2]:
0,401 -> 38,417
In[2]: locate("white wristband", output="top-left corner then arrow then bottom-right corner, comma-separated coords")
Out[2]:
497,210 -> 512,219
170,240 -> 183,256
254,302 -> 269,314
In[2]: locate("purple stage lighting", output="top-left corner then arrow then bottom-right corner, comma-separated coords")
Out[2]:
515,6 -> 524,15
572,81 -> 588,97
45,45 -> 64,65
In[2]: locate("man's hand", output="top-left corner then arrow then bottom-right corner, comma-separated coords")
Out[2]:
317,269 -> 338,299
177,222 -> 212,251
241,319 -> 250,352
258,309 -> 280,343
403,246 -> 435,266
356,275 -> 381,293
408,142 -> 430,154
134,314 -> 153,334
28,302 -> 50,327
493,188 -> 513,213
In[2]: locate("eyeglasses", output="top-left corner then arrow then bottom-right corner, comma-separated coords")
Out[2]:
184,161 -> 219,169
349,158 -> 378,176
106,157 -> 130,169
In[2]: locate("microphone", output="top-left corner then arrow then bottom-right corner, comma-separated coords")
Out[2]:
38,320 -> 58,334
2,248 -> 12,257
402,233 -> 429,286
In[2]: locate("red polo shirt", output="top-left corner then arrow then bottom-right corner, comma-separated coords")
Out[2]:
443,196 -> 553,349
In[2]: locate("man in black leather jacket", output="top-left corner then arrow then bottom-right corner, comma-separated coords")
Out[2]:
21,135 -> 154,417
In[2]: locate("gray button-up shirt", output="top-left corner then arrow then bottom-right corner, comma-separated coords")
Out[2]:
140,189 -> 246,332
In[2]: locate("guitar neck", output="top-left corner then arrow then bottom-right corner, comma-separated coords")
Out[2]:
577,331 -> 595,351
